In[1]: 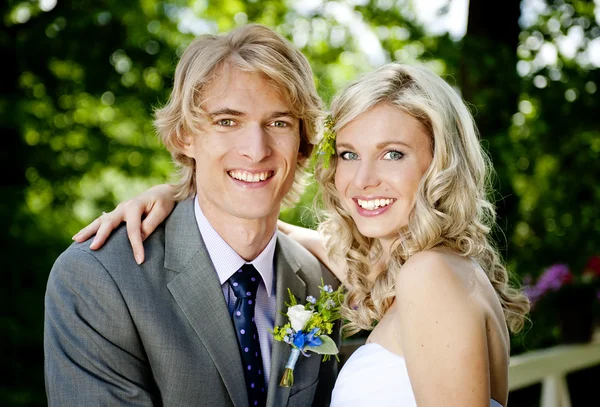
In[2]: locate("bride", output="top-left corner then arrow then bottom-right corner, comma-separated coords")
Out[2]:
75,62 -> 530,406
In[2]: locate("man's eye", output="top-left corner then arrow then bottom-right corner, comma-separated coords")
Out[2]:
383,150 -> 404,160
339,151 -> 359,160
270,121 -> 289,128
217,119 -> 236,127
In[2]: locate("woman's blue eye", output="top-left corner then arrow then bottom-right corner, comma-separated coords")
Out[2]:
339,151 -> 359,160
383,150 -> 404,160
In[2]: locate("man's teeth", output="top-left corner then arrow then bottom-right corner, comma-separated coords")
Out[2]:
357,198 -> 394,210
229,170 -> 273,183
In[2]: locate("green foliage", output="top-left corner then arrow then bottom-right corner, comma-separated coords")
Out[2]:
305,282 -> 345,334
508,1 -> 600,278
310,115 -> 336,169
272,323 -> 292,342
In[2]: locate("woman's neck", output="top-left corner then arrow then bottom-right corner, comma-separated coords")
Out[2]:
367,246 -> 390,283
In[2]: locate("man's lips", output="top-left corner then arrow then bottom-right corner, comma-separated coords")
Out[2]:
228,170 -> 275,183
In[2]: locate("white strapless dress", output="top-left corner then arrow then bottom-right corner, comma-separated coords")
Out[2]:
331,343 -> 503,407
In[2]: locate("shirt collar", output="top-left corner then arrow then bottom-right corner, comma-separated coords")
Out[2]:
194,197 -> 276,296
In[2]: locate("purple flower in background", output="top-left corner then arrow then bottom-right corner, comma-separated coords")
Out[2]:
525,263 -> 573,307
525,256 -> 600,312
536,264 -> 572,293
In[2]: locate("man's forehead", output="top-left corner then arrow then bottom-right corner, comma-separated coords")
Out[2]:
202,67 -> 294,114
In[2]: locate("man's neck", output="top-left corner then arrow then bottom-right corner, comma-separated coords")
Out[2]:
199,202 -> 278,261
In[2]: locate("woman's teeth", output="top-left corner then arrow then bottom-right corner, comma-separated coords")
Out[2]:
357,198 -> 394,210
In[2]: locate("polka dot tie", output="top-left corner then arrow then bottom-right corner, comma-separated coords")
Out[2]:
229,264 -> 266,407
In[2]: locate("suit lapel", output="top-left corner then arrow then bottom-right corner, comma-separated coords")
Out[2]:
266,233 -> 321,407
164,200 -> 248,407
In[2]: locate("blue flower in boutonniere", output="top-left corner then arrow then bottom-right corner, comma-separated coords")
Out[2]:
271,280 -> 345,387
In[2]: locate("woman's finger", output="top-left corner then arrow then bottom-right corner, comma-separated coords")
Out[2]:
124,213 -> 144,265
140,202 -> 175,243
73,215 -> 104,242
90,210 -> 124,250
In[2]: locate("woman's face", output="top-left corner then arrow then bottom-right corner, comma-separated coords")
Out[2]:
334,103 -> 433,247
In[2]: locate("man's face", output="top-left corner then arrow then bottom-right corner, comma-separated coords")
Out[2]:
182,67 -> 302,226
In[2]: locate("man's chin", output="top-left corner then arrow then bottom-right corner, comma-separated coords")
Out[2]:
231,205 -> 281,222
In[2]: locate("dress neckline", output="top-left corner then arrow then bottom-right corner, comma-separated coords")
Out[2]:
357,342 -> 504,407
362,342 -> 404,358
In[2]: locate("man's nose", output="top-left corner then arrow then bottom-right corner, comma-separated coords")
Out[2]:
241,124 -> 272,162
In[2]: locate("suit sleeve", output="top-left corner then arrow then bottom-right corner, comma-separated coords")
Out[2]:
44,247 -> 158,406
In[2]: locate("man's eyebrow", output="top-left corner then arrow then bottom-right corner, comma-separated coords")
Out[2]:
208,108 -> 246,117
266,111 -> 295,120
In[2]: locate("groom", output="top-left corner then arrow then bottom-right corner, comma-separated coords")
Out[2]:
44,24 -> 340,407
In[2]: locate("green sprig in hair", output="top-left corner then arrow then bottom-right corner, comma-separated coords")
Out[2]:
311,115 -> 336,170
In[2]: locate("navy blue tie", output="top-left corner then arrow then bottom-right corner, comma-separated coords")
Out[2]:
229,264 -> 266,407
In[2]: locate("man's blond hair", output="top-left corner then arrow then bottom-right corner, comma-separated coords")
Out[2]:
154,24 -> 323,206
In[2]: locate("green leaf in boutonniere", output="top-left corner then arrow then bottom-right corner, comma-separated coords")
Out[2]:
304,334 -> 339,361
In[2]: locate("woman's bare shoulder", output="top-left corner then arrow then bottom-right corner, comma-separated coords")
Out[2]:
396,250 -> 465,288
394,249 -> 489,313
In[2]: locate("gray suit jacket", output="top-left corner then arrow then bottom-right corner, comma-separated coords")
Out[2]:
44,199 -> 341,406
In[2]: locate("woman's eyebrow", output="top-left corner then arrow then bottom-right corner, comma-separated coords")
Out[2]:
335,142 -> 354,150
335,141 -> 412,150
376,140 -> 412,149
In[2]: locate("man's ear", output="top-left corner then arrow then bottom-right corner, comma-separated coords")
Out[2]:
178,131 -> 195,158
297,151 -> 307,167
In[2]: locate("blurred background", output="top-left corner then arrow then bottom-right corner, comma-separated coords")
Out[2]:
1,0 -> 599,405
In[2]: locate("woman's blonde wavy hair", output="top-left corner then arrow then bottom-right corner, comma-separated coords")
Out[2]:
154,24 -> 323,206
314,63 -> 530,336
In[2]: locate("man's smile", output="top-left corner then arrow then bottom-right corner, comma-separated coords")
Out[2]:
228,170 -> 275,183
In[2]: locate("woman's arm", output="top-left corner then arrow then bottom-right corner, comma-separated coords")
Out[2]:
277,220 -> 348,286
395,251 -> 490,407
73,184 -> 176,264
73,185 -> 349,284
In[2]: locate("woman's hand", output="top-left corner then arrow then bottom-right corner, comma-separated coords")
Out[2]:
277,219 -> 348,285
73,184 -> 177,264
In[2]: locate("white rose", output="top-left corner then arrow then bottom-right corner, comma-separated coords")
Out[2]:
287,305 -> 313,332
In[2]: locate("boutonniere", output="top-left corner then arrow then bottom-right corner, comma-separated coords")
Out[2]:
272,280 -> 345,387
